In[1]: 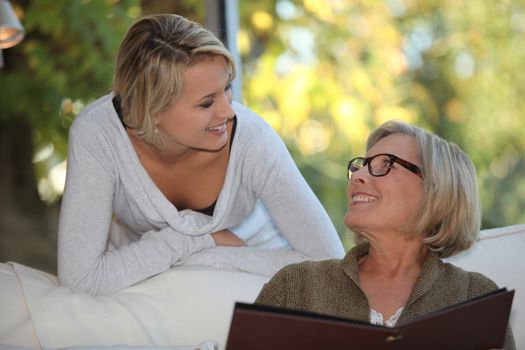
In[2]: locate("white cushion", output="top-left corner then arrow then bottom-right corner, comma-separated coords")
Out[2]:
0,264 -> 40,349
0,263 -> 268,350
445,224 -> 525,349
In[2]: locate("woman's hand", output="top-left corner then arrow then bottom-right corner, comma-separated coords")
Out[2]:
211,230 -> 247,247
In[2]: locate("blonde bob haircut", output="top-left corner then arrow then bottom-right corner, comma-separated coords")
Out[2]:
358,120 -> 480,258
113,14 -> 236,149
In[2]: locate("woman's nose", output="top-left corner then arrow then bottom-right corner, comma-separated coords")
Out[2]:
350,167 -> 370,184
218,92 -> 235,120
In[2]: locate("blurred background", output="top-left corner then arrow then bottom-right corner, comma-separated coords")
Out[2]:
1,0 -> 524,274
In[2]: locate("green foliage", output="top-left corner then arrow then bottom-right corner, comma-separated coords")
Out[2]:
0,0 -> 140,200
239,0 -> 525,244
3,0 -> 139,125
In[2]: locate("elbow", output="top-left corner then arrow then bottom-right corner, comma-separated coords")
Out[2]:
57,264 -> 115,296
58,272 -> 100,295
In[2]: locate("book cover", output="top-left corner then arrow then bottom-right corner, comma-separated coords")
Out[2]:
226,288 -> 514,350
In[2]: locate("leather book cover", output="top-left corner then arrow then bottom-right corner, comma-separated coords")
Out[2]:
225,288 -> 514,350
395,288 -> 514,350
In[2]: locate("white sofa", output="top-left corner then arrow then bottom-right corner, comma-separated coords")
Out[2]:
1,224 -> 524,350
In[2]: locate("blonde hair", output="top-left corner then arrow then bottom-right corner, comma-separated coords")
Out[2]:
112,14 -> 236,148
357,120 -> 480,257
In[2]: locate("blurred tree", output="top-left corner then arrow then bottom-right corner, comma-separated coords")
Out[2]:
238,0 -> 525,247
0,0 -> 141,272
140,0 -> 204,20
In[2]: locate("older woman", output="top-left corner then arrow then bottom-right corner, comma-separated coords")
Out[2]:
255,120 -> 515,349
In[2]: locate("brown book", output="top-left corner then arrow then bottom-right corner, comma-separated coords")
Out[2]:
226,288 -> 514,350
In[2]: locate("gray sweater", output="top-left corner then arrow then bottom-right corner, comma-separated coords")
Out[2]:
255,243 -> 516,349
57,94 -> 344,295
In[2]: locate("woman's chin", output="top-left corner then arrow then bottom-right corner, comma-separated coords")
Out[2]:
344,213 -> 362,232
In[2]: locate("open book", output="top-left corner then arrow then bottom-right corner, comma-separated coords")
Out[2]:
226,288 -> 514,350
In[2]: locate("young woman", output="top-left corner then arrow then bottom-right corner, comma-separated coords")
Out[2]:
57,14 -> 344,295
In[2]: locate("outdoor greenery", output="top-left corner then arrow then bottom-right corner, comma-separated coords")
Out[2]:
0,0 -> 141,271
1,0 -> 140,201
0,0 -> 523,268
238,0 -> 525,246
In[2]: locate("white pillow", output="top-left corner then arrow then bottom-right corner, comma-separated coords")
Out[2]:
0,263 -> 40,349
7,263 -> 269,350
445,224 -> 525,349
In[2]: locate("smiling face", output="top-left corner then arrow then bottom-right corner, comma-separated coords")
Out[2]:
154,55 -> 235,154
344,133 -> 424,238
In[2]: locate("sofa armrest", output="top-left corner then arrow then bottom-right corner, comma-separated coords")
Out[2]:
445,224 -> 525,350
0,263 -> 269,350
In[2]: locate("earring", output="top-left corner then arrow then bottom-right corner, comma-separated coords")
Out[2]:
154,127 -> 159,134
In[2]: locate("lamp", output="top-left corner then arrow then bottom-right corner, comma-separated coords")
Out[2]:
0,0 -> 24,49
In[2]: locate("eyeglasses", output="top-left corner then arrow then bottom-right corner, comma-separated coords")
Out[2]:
347,153 -> 423,179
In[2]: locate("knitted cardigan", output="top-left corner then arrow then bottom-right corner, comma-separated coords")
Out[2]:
255,243 -> 515,349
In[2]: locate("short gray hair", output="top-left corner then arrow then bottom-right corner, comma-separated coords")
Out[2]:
361,120 -> 480,258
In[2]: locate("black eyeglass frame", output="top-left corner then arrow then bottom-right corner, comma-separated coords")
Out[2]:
347,153 -> 423,179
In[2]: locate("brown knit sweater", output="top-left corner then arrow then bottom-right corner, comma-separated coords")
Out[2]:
255,243 -> 515,349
